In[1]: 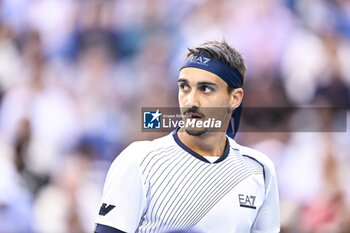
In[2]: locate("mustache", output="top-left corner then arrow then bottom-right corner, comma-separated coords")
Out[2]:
183,106 -> 204,117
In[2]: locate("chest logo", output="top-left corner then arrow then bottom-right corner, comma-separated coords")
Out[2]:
238,194 -> 256,209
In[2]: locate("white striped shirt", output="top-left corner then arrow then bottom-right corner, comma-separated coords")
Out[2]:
95,131 -> 280,233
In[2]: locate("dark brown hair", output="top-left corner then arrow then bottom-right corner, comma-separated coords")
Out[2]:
185,40 -> 246,92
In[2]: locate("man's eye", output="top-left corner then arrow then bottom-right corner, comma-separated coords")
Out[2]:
201,86 -> 213,94
180,84 -> 190,92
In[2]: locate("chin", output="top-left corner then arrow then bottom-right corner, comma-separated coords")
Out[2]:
185,128 -> 208,137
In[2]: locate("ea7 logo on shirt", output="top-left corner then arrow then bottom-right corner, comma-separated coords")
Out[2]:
99,203 -> 115,216
238,194 -> 256,209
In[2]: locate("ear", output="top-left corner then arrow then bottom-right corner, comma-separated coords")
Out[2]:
230,88 -> 244,110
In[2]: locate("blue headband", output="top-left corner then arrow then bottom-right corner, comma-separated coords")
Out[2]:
180,53 -> 243,139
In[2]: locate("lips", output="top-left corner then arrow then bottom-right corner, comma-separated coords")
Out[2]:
185,113 -> 203,119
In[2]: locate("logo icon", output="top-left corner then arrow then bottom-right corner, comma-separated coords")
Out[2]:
99,203 -> 115,216
238,194 -> 256,209
143,109 -> 162,129
189,55 -> 210,65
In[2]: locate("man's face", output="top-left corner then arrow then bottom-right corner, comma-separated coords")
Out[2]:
178,67 -> 243,136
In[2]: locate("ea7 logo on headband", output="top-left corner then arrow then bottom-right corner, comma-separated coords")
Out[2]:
99,203 -> 115,216
189,55 -> 210,64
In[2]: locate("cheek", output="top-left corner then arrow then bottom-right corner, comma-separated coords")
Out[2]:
178,91 -> 185,106
213,94 -> 232,107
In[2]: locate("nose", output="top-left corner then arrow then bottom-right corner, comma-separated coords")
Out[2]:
185,89 -> 200,108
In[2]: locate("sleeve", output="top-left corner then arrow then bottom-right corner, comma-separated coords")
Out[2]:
251,162 -> 280,233
94,224 -> 126,233
94,144 -> 149,233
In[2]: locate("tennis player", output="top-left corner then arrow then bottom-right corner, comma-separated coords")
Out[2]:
94,41 -> 280,233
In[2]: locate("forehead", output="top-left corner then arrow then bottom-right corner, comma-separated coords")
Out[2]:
179,67 -> 228,86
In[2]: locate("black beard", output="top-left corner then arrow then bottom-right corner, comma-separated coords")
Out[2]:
185,128 -> 208,137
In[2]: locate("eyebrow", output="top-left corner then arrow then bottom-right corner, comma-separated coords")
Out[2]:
177,79 -> 218,87
177,79 -> 188,84
197,81 -> 217,87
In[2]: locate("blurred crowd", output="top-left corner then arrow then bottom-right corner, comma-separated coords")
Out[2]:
0,0 -> 349,232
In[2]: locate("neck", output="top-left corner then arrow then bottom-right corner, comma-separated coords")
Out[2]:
177,128 -> 227,157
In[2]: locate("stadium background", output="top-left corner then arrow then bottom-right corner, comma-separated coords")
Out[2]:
0,0 -> 349,232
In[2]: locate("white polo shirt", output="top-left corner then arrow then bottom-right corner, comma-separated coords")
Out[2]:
95,130 -> 280,233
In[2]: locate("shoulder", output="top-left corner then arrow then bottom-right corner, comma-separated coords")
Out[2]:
240,145 -> 275,171
229,138 -> 276,176
113,133 -> 177,166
